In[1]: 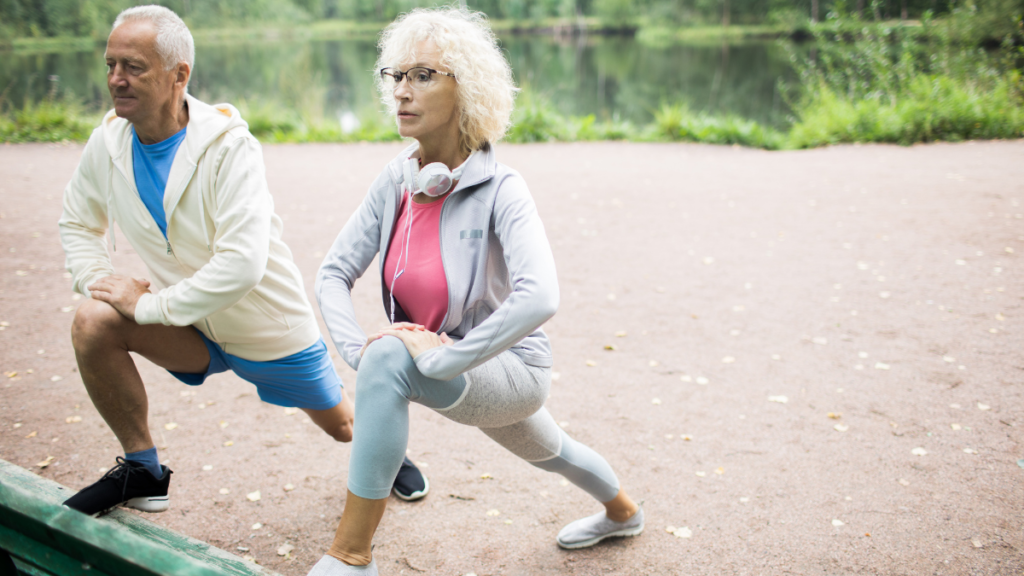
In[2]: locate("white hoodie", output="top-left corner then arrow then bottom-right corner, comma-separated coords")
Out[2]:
59,95 -> 320,361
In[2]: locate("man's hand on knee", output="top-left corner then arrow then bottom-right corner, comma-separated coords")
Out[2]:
88,275 -> 152,321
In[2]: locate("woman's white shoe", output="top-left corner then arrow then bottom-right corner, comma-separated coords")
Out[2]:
307,555 -> 378,576
556,506 -> 645,549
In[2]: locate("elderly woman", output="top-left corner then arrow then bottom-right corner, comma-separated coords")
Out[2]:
311,7 -> 642,574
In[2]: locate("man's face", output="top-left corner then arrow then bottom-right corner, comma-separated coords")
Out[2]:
104,20 -> 180,124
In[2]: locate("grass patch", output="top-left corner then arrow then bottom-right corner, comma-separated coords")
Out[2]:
0,98 -> 98,143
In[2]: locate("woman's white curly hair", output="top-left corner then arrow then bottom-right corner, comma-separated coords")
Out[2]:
375,6 -> 517,153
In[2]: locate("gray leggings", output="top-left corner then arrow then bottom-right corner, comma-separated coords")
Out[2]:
348,335 -> 621,501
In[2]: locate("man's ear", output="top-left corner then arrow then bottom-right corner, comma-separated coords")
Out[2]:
174,62 -> 191,89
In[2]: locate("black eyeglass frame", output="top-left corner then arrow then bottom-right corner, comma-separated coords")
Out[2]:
379,67 -> 457,89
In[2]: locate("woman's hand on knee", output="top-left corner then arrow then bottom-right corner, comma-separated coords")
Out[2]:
359,323 -> 427,357
379,329 -> 452,359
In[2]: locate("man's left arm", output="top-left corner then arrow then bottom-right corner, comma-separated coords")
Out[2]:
133,136 -> 272,326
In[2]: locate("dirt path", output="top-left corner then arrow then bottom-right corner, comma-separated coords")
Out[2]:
1,140 -> 1022,575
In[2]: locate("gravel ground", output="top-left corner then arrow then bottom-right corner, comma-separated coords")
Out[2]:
1,140 -> 1022,576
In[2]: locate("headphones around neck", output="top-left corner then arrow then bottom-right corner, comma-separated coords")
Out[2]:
402,153 -> 472,197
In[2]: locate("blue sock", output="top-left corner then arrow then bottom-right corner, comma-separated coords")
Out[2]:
124,447 -> 163,479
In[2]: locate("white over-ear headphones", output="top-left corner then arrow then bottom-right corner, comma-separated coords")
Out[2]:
402,156 -> 469,197
390,152 -> 476,324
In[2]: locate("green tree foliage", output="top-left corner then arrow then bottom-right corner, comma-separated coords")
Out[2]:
4,0 -> 1022,41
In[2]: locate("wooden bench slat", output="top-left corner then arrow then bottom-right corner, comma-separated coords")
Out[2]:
0,459 -> 281,576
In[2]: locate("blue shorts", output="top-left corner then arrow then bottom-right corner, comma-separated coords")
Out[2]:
169,331 -> 343,410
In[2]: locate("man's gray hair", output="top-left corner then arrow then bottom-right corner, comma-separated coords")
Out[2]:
112,5 -> 194,72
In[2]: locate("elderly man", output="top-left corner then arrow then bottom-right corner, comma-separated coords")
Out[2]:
59,5 -> 428,516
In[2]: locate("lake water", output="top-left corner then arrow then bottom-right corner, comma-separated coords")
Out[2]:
1,34 -> 798,128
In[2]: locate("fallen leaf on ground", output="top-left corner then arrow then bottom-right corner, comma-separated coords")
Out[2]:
651,398 -> 662,405
283,407 -> 299,416
827,412 -> 842,419
977,403 -> 991,411
898,478 -> 910,486
695,471 -> 706,477
276,543 -> 293,556
943,356 -> 955,363
37,456 -> 54,468
480,473 -> 492,479
951,423 -> 962,430
585,360 -> 596,367
202,465 -> 213,471
219,421 -> 229,428
50,375 -> 62,382
164,423 -> 177,430
963,448 -> 978,454
223,440 -> 234,447
911,447 -> 928,456
972,538 -> 983,548
615,331 -> 627,337
283,483 -> 295,491
648,360 -> 659,367
682,435 -> 693,441
834,424 -> 850,432
247,491 -> 261,502
25,431 -> 37,438
680,375 -> 692,382
604,344 -> 616,351
715,467 -> 725,475
219,488 -> 230,495
5,371 -> 16,378
832,519 -> 845,527
768,396 -> 788,404
252,523 -> 262,530
875,362 -> 891,370
673,526 -> 693,538
65,416 -> 82,423
695,377 -> 709,385
486,509 -> 500,516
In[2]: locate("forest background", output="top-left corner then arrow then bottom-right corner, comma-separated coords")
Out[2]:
0,0 -> 1022,148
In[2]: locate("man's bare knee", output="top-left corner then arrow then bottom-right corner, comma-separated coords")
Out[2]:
72,299 -> 130,351
329,422 -> 353,443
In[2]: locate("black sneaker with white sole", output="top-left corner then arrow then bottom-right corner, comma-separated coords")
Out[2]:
392,456 -> 429,501
63,457 -> 172,516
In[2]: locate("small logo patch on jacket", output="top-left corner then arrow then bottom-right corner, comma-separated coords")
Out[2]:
460,229 -> 484,239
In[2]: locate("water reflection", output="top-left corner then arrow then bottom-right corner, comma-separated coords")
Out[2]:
1,34 -> 796,127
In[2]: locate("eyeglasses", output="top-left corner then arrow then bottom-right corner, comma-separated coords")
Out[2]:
379,67 -> 456,91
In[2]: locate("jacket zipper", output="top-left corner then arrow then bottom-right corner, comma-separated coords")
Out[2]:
113,164 -> 178,258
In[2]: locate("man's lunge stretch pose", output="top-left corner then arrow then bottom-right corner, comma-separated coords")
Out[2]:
58,5 -> 427,516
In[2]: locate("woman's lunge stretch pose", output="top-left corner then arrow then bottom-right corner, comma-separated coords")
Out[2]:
310,7 -> 643,574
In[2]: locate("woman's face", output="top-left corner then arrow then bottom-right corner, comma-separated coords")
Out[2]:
392,40 -> 460,143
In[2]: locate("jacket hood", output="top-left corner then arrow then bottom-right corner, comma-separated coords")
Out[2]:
101,94 -> 249,161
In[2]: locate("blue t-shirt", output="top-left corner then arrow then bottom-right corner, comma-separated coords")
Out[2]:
131,126 -> 187,238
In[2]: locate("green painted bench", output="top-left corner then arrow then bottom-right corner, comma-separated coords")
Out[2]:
0,459 -> 281,576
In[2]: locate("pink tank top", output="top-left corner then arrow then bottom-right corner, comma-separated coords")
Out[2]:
383,192 -> 450,332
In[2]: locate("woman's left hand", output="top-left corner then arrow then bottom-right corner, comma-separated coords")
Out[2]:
380,329 -> 454,359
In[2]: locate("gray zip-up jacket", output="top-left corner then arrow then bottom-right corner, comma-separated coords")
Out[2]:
315,143 -> 558,382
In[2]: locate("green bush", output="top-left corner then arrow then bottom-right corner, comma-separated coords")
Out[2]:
0,98 -> 97,142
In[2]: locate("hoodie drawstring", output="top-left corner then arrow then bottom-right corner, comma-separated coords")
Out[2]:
107,166 -> 117,253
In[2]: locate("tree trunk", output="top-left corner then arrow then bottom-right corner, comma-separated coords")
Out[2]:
723,0 -> 730,27
901,0 -> 908,21
856,0 -> 864,19
811,0 -> 819,23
